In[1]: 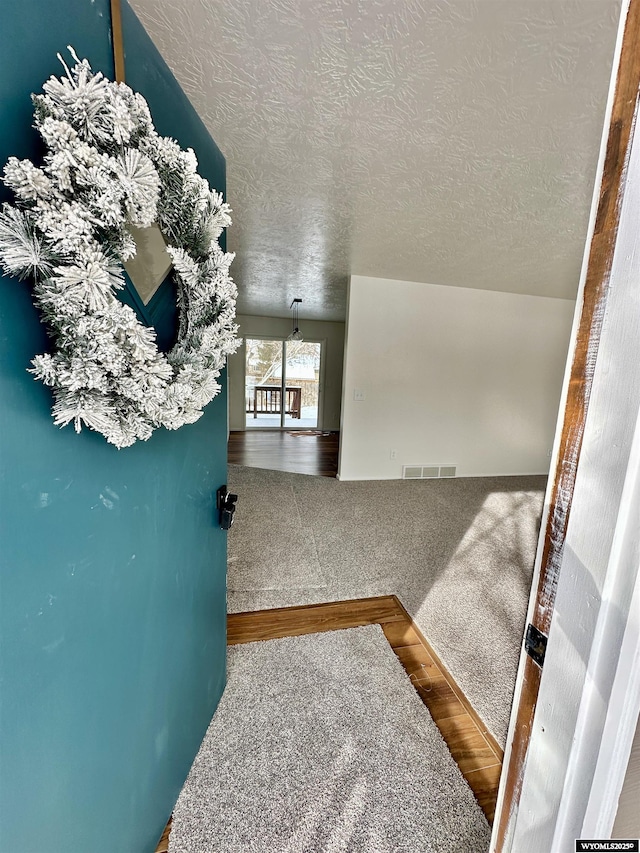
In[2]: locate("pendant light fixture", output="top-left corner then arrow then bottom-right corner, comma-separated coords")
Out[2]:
287,298 -> 303,341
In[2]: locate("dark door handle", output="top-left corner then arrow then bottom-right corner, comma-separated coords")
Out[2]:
216,485 -> 238,530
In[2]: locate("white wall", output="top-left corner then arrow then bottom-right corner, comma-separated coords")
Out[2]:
339,275 -> 575,480
227,314 -> 345,431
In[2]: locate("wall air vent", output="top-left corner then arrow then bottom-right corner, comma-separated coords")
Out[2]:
403,466 -> 423,479
402,465 -> 457,480
422,466 -> 440,478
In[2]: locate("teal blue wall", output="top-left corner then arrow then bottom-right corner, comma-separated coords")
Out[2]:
0,3 -> 229,851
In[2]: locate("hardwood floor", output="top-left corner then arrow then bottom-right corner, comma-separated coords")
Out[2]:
228,430 -> 339,477
156,595 -> 502,850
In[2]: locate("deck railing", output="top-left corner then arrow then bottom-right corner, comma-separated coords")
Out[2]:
247,385 -> 302,419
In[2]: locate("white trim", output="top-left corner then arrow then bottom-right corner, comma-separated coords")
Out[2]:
581,403 -> 640,837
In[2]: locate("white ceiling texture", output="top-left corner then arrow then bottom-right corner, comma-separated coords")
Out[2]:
130,0 -> 621,322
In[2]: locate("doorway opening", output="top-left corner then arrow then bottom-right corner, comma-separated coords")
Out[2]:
244,337 -> 323,430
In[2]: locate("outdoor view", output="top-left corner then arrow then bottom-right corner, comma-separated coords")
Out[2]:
245,338 -> 322,429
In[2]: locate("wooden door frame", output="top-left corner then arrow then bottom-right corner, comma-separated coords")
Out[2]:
493,0 -> 640,847
110,0 -> 125,83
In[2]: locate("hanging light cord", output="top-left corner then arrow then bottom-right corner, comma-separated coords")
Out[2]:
289,298 -> 302,340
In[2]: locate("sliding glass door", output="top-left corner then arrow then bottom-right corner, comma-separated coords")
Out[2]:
245,338 -> 282,427
283,339 -> 321,428
245,338 -> 322,430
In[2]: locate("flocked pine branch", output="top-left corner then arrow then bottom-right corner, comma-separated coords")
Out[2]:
0,48 -> 239,448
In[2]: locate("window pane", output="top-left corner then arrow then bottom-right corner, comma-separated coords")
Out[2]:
283,341 -> 321,429
245,339 -> 284,428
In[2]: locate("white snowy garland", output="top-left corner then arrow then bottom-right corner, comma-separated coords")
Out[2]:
0,48 -> 239,448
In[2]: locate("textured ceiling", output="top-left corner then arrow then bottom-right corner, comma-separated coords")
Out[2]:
130,0 -> 621,321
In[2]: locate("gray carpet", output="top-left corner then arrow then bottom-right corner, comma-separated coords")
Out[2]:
228,464 -> 545,746
228,521 -> 326,591
169,626 -> 491,853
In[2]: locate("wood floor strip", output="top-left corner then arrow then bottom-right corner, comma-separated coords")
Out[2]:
227,595 -> 404,644
435,716 -> 500,775
157,595 -> 502,849
379,618 -> 423,648
464,764 -> 503,824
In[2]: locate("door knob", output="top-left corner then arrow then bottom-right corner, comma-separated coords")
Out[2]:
216,485 -> 238,530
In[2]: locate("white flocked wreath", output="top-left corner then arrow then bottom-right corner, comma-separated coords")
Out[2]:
0,48 -> 239,448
